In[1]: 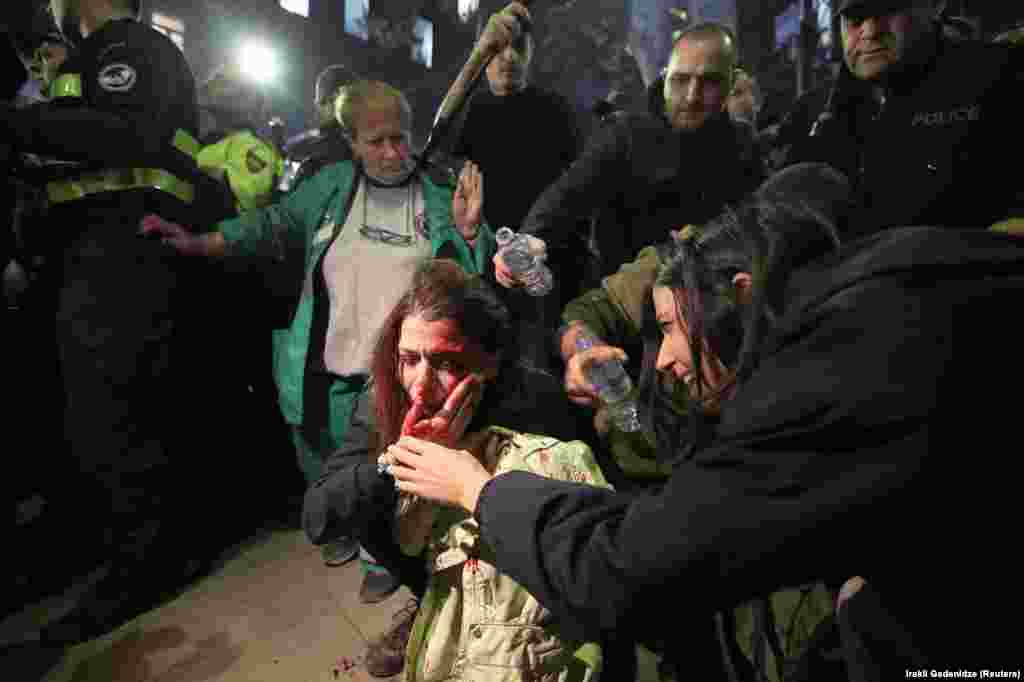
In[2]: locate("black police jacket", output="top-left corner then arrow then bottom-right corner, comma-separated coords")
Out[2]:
0,18 -> 230,228
790,38 -> 1024,237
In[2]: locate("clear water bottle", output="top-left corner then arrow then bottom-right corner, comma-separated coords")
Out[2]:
575,329 -> 642,433
495,227 -> 553,297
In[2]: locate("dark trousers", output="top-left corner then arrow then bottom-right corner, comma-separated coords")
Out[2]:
54,205 -> 211,577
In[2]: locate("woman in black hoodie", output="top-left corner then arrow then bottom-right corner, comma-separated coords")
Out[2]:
385,162 -> 1024,680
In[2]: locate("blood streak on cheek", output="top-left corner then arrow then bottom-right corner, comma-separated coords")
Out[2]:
433,340 -> 466,355
409,384 -> 428,403
401,398 -> 427,436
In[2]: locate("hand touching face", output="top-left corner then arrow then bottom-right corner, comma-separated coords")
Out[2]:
398,314 -> 499,443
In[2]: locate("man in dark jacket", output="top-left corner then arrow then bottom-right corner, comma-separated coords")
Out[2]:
452,1 -> 582,371
788,0 -> 1024,235
495,21 -> 763,286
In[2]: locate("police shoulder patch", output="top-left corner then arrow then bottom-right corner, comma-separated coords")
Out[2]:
98,63 -> 138,92
246,147 -> 270,174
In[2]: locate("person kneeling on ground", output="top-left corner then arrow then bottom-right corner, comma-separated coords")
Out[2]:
303,259 -> 605,680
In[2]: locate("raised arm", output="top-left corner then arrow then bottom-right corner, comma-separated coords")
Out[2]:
518,120 -> 629,251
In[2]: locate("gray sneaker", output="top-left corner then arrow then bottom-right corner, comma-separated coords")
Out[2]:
359,567 -> 401,604
321,536 -> 358,567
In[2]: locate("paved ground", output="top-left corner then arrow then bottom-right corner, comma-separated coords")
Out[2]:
1,527 -> 661,682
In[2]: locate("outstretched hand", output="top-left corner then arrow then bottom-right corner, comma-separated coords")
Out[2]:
565,344 -> 628,407
492,235 -> 547,289
138,215 -> 207,257
384,434 -> 493,512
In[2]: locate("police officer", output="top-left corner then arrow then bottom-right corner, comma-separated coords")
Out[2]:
1,0 -> 231,644
197,61 -> 284,212
789,0 -> 1024,236
279,63 -> 357,193
26,32 -> 71,102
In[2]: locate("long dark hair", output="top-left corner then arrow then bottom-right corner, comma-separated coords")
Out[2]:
370,259 -> 512,448
647,163 -> 851,457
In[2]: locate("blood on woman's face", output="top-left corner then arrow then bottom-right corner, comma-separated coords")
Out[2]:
398,314 -> 495,417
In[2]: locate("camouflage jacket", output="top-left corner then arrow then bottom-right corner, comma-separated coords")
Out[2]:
402,427 -> 610,682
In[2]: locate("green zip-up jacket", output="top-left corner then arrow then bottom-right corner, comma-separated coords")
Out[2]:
218,160 -> 496,426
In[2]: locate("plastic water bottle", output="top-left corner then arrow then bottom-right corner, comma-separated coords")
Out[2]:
575,329 -> 642,433
495,227 -> 553,297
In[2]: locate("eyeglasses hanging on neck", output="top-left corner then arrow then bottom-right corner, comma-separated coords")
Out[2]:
359,180 -> 416,247
359,224 -> 414,246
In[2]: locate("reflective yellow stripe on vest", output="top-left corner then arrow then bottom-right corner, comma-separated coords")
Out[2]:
48,73 -> 82,99
47,129 -> 202,205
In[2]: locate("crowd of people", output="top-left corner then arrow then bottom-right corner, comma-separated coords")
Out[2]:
3,0 -> 1023,679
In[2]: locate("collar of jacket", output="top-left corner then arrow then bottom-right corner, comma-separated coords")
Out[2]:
645,74 -> 667,119
640,111 -> 742,187
877,30 -> 943,99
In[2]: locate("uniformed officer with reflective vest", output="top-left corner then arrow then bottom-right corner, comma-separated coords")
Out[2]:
197,60 -> 285,212
1,0 -> 232,645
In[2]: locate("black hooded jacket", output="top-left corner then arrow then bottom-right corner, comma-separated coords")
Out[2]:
472,226 -> 1024,676
521,77 -> 764,278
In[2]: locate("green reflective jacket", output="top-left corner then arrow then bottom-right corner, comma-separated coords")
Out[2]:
197,129 -> 284,212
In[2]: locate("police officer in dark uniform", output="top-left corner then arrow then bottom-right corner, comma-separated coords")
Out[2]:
278,63 -> 356,193
789,0 -> 1024,236
2,0 -> 232,644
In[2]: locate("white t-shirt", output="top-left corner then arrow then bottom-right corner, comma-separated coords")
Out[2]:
322,178 -> 432,376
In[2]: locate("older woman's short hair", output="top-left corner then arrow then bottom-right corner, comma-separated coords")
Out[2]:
335,80 -> 412,141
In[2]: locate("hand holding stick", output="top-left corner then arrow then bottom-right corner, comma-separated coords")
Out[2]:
418,2 -> 534,166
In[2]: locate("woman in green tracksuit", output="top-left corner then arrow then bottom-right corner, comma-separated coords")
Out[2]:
140,80 -> 496,587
